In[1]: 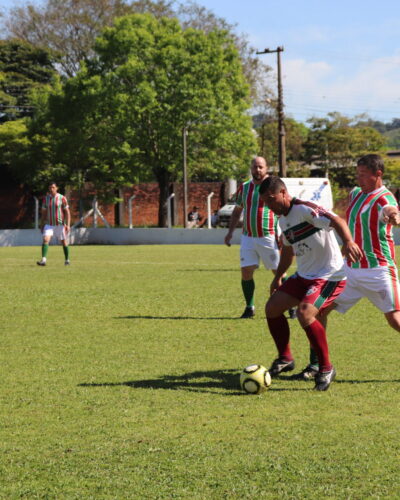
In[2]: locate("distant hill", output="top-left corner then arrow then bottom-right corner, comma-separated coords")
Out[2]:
384,128 -> 400,149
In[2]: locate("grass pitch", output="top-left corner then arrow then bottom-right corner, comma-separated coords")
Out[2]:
1,245 -> 400,499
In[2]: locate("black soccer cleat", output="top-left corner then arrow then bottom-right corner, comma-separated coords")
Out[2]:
314,367 -> 336,391
288,307 -> 297,319
291,364 -> 319,381
36,260 -> 46,266
269,357 -> 295,378
240,306 -> 255,319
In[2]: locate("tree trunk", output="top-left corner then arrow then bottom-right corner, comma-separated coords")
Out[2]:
155,168 -> 171,227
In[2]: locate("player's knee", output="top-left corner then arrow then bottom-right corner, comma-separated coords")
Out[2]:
241,266 -> 256,280
296,303 -> 316,327
385,312 -> 400,332
265,296 -> 287,319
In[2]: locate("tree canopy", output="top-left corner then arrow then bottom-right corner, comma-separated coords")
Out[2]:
37,13 -> 256,225
3,0 -> 272,105
0,39 -> 58,121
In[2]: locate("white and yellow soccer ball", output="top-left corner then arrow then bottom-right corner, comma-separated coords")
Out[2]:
240,364 -> 272,394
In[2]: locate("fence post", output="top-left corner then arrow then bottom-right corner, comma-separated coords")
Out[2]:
167,193 -> 175,228
34,196 -> 39,229
93,198 -> 97,228
207,192 -> 214,229
128,195 -> 136,229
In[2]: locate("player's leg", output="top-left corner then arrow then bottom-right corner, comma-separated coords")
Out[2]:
291,310 -> 327,381
37,227 -> 52,266
59,226 -> 70,265
61,237 -> 70,265
297,302 -> 332,372
258,237 -> 297,320
240,265 -> 257,317
265,283 -> 300,377
239,235 -> 259,318
296,279 -> 346,390
382,266 -> 400,331
352,266 -> 400,332
384,310 -> 400,332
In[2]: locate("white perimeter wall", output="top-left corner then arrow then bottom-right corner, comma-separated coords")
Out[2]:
0,228 -> 242,246
0,227 -> 399,246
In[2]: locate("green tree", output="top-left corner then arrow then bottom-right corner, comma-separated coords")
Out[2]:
46,13 -> 256,225
257,116 -> 308,166
0,39 -> 60,195
3,0 -> 272,104
303,112 -> 386,185
0,39 -> 57,121
4,0 -> 174,78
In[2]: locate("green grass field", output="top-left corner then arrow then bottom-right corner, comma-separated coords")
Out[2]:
1,245 -> 400,499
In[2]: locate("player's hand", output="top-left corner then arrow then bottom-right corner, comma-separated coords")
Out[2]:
64,225 -> 70,234
270,276 -> 282,295
224,232 -> 232,247
385,212 -> 400,226
342,240 -> 363,263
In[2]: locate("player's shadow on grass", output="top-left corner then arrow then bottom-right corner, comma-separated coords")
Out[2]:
179,269 -> 236,272
335,379 -> 400,384
116,315 -> 240,320
278,374 -> 400,384
79,369 -> 305,395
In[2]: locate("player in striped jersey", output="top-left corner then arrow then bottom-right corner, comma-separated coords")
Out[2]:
37,182 -> 71,266
259,176 -> 362,390
332,154 -> 400,331
224,157 -> 280,318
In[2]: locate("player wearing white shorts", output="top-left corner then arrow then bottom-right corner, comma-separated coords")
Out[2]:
37,182 -> 71,267
292,154 -> 400,382
334,154 -> 400,329
225,157 -> 280,318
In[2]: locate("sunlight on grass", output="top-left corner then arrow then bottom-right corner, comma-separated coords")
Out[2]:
1,245 -> 399,498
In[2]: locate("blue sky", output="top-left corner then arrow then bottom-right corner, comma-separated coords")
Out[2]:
1,0 -> 400,123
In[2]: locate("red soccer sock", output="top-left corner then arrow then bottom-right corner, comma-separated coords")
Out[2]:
266,315 -> 293,361
304,319 -> 332,372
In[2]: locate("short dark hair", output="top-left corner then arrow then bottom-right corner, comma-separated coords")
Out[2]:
259,176 -> 286,195
357,154 -> 384,174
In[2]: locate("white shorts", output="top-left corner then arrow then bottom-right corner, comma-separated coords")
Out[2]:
43,224 -> 67,241
240,234 -> 280,270
335,265 -> 400,314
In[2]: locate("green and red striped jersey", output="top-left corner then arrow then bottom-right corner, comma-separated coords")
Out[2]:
235,179 -> 277,237
42,193 -> 69,226
346,186 -> 398,268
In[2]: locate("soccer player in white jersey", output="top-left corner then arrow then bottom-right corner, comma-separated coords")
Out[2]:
332,154 -> 400,328
37,182 -> 71,266
259,176 -> 362,391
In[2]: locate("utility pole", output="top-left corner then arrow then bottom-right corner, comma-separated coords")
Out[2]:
182,126 -> 188,228
256,46 -> 287,176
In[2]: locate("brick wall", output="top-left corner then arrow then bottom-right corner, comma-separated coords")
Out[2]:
1,181 -> 226,229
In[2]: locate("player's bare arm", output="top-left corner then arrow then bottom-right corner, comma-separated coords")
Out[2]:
329,215 -> 362,263
64,206 -> 71,233
270,245 -> 294,295
224,205 -> 243,246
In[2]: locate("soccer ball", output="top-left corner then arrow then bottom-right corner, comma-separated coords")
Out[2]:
240,364 -> 272,394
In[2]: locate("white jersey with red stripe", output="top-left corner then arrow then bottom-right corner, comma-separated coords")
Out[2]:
346,186 -> 398,269
280,198 -> 345,281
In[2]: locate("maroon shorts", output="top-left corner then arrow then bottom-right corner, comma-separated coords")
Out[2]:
279,273 -> 346,312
